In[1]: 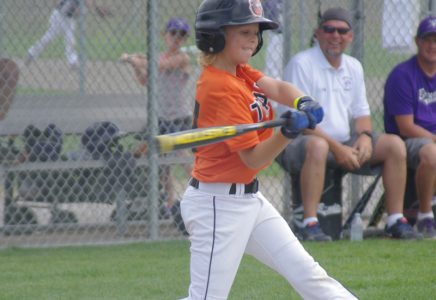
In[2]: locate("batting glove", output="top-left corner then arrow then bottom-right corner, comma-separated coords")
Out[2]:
280,110 -> 311,139
294,96 -> 324,125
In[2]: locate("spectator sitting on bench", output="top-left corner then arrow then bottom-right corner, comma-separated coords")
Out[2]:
275,7 -> 421,241
383,15 -> 436,239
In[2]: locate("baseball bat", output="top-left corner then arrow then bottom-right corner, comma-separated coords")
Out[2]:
155,119 -> 286,153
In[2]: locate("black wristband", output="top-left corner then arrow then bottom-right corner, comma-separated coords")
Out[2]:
359,130 -> 373,138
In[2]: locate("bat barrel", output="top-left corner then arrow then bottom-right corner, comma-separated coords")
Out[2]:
155,119 -> 286,153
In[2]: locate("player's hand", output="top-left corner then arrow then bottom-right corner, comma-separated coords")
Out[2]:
333,144 -> 361,170
353,135 -> 373,164
294,96 -> 324,124
280,110 -> 312,139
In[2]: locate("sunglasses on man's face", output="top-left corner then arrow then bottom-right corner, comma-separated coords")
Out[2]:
321,25 -> 351,35
169,30 -> 187,38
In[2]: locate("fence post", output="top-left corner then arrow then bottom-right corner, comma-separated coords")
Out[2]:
0,3 -> 4,55
146,0 -> 159,240
351,0 -> 365,63
282,0 -> 292,66
349,0 -> 365,210
78,0 -> 86,94
430,0 -> 436,14
297,0 -> 307,52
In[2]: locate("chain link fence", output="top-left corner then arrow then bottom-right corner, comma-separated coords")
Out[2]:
0,0 -> 433,247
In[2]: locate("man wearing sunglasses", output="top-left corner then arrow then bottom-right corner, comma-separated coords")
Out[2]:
276,7 -> 421,241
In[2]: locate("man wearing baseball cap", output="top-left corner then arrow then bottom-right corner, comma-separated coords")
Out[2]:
165,17 -> 190,36
276,7 -> 421,241
383,16 -> 436,239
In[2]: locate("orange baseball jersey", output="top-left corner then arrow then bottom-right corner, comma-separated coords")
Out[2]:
192,64 -> 274,183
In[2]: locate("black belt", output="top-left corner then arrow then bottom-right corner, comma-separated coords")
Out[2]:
189,178 -> 259,194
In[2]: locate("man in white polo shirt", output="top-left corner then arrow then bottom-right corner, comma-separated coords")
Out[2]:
276,7 -> 421,241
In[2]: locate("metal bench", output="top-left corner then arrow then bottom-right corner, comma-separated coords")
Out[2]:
0,93 -> 191,236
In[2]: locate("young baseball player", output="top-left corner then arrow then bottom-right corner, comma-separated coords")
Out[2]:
121,18 -> 192,220
179,0 -> 357,299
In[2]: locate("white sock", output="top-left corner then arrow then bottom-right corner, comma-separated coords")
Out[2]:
303,217 -> 318,227
417,211 -> 434,221
387,213 -> 404,228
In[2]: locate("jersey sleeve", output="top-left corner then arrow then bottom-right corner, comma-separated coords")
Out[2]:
238,64 -> 264,84
384,67 -> 414,116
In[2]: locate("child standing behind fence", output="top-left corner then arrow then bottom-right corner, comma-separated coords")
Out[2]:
120,17 -> 193,219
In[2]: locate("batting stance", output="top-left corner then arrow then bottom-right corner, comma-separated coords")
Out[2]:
179,0 -> 357,299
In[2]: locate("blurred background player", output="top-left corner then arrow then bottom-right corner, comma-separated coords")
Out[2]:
383,15 -> 436,239
120,17 -> 192,219
179,1 -> 357,299
25,0 -> 111,69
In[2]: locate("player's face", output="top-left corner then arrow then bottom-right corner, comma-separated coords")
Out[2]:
222,23 -> 259,65
315,20 -> 353,61
164,30 -> 188,51
416,34 -> 436,65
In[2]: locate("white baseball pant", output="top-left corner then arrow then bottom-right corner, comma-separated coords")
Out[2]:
179,181 -> 357,300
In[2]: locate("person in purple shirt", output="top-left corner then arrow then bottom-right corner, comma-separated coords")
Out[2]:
383,15 -> 436,239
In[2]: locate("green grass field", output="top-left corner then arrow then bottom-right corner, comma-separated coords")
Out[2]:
0,239 -> 435,299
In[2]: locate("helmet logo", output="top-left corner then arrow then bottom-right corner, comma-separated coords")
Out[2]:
248,0 -> 263,17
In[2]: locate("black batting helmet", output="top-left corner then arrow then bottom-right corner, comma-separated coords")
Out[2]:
195,0 -> 278,55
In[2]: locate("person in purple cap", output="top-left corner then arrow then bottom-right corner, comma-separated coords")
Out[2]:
383,15 -> 436,239
275,6 -> 422,241
121,17 -> 192,226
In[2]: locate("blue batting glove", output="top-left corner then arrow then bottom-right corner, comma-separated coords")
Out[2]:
294,96 -> 324,124
304,111 -> 317,130
280,110 -> 310,139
